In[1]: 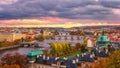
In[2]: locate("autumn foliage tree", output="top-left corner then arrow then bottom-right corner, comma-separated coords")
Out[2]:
35,34 -> 45,41
13,39 -> 21,45
2,41 -> 13,46
0,62 -> 2,68
80,31 -> 85,36
86,50 -> 120,68
50,42 -> 70,57
1,53 -> 27,68
75,43 -> 81,50
2,64 -> 20,68
0,41 -> 3,47
107,50 -> 120,68
0,39 -> 22,47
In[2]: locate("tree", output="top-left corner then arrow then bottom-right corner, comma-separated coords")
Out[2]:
2,64 -> 10,68
87,50 -> 120,68
80,31 -> 85,36
0,62 -> 2,68
0,41 -> 3,47
107,50 -> 120,68
10,64 -> 20,68
81,44 -> 87,53
3,41 -> 13,46
1,54 -> 13,65
61,42 -> 70,54
54,30 -> 59,35
43,49 -> 49,56
1,53 -> 27,68
50,43 -> 56,56
83,38 -> 87,46
2,64 -> 20,68
61,42 -> 67,52
35,35 -> 45,41
50,42 -> 70,57
71,36 -> 73,40
75,43 -> 81,50
13,39 -> 21,45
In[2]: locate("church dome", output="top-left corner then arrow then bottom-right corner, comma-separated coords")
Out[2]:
98,35 -> 109,42
96,29 -> 110,48
97,29 -> 109,42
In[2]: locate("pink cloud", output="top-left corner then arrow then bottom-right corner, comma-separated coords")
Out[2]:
0,17 -> 119,28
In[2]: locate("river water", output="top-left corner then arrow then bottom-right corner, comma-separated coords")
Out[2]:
0,47 -> 43,58
0,35 -> 90,58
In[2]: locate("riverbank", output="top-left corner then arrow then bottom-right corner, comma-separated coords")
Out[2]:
0,45 -> 21,51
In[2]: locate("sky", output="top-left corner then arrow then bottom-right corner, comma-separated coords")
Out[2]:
0,0 -> 120,28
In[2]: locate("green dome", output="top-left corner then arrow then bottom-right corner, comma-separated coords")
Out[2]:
96,29 -> 110,48
27,50 -> 43,56
98,35 -> 109,42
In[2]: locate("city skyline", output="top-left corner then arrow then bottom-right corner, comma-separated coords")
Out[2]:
0,0 -> 120,28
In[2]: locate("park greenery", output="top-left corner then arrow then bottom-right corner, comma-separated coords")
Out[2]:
50,42 -> 71,57
50,40 -> 88,57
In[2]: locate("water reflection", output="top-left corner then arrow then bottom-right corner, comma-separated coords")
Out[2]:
0,47 -> 42,57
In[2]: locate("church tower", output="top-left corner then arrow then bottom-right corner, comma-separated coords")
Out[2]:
96,29 -> 110,48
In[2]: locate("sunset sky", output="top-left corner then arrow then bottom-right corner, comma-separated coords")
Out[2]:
0,0 -> 120,28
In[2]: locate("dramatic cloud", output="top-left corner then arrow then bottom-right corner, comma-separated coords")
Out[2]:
0,0 -> 18,5
0,0 -> 120,27
100,1 -> 120,9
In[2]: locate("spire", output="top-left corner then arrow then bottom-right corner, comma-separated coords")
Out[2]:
102,28 -> 105,35
29,29 -> 33,33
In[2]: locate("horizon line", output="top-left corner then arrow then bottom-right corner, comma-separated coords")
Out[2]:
0,24 -> 119,28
